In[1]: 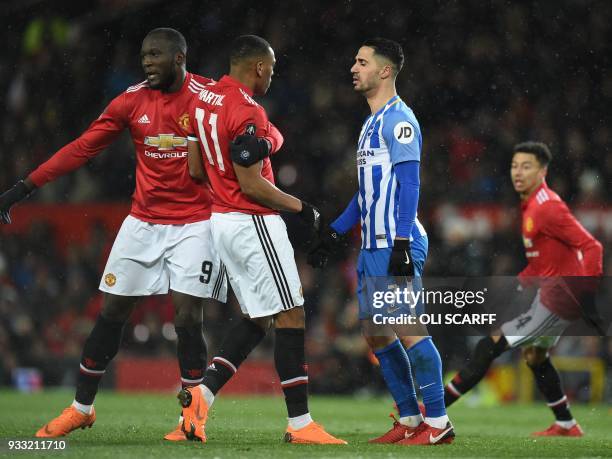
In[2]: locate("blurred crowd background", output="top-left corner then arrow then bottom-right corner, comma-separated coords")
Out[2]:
1,0 -> 610,402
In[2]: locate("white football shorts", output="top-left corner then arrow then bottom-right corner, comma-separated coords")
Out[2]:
501,289 -> 570,349
99,215 -> 227,301
210,212 -> 304,318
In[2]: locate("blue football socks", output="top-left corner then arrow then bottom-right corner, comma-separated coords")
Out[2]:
374,339 -> 420,417
406,337 -> 446,419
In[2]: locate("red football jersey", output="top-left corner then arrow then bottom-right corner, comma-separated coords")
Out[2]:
187,75 -> 284,214
518,182 -> 603,319
28,73 -> 214,224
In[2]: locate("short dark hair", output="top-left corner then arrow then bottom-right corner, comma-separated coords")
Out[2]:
363,37 -> 404,74
513,141 -> 553,166
146,28 -> 187,55
230,35 -> 272,65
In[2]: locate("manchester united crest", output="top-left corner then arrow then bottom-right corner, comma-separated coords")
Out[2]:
524,216 -> 534,233
178,113 -> 190,130
104,273 -> 117,287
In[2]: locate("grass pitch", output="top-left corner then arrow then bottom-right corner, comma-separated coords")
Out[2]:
0,389 -> 611,458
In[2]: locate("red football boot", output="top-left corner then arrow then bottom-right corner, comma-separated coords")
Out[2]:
532,423 -> 584,437
369,414 -> 424,444
397,421 -> 455,445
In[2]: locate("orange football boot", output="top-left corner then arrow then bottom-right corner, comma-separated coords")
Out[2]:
177,387 -> 208,442
164,415 -> 187,441
36,406 -> 96,437
284,421 -> 347,444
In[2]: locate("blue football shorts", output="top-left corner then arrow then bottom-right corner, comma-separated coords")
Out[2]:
356,235 -> 428,320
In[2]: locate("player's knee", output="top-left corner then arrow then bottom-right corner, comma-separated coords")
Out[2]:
172,291 -> 203,326
174,308 -> 195,328
523,346 -> 548,367
274,306 -> 305,329
101,293 -> 137,323
174,303 -> 203,327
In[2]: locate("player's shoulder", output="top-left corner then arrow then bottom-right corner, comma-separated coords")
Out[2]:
383,99 -> 420,131
190,73 -> 214,86
229,86 -> 259,108
532,188 -> 566,218
186,74 -> 216,97
107,80 -> 149,111
119,80 -> 154,109
533,186 -> 563,207
382,98 -> 420,146
125,79 -> 150,94
196,77 -> 256,106
221,87 -> 264,122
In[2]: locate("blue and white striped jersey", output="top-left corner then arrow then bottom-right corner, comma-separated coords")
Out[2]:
356,95 -> 427,249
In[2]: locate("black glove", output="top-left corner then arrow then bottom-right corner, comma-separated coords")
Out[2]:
298,201 -> 322,234
307,225 -> 342,269
0,180 -> 33,224
230,134 -> 270,167
388,238 -> 414,278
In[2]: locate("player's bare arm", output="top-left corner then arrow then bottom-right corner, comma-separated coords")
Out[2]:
187,139 -> 206,180
233,160 -> 302,213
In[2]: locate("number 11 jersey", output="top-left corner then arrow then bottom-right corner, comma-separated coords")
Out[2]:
188,75 -> 284,215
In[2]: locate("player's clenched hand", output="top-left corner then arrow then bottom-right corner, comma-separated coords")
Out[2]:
307,225 -> 342,268
0,180 -> 33,224
230,135 -> 270,167
388,238 -> 414,278
298,201 -> 322,233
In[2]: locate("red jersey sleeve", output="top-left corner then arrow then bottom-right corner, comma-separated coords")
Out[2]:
28,93 -> 129,187
229,101 -> 284,154
540,201 -> 604,276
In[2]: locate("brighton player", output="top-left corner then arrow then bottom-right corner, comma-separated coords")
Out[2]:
0,28 -> 227,440
178,35 -> 346,445
309,38 -> 453,445
444,141 -> 603,436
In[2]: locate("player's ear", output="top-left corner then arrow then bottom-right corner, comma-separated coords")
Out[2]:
380,64 -> 392,80
175,52 -> 185,67
256,60 -> 264,77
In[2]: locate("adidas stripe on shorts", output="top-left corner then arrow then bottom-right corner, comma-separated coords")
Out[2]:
99,215 -> 227,301
210,212 -> 304,318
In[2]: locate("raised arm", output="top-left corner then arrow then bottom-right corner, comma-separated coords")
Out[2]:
0,93 -> 128,223
28,94 -> 128,188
